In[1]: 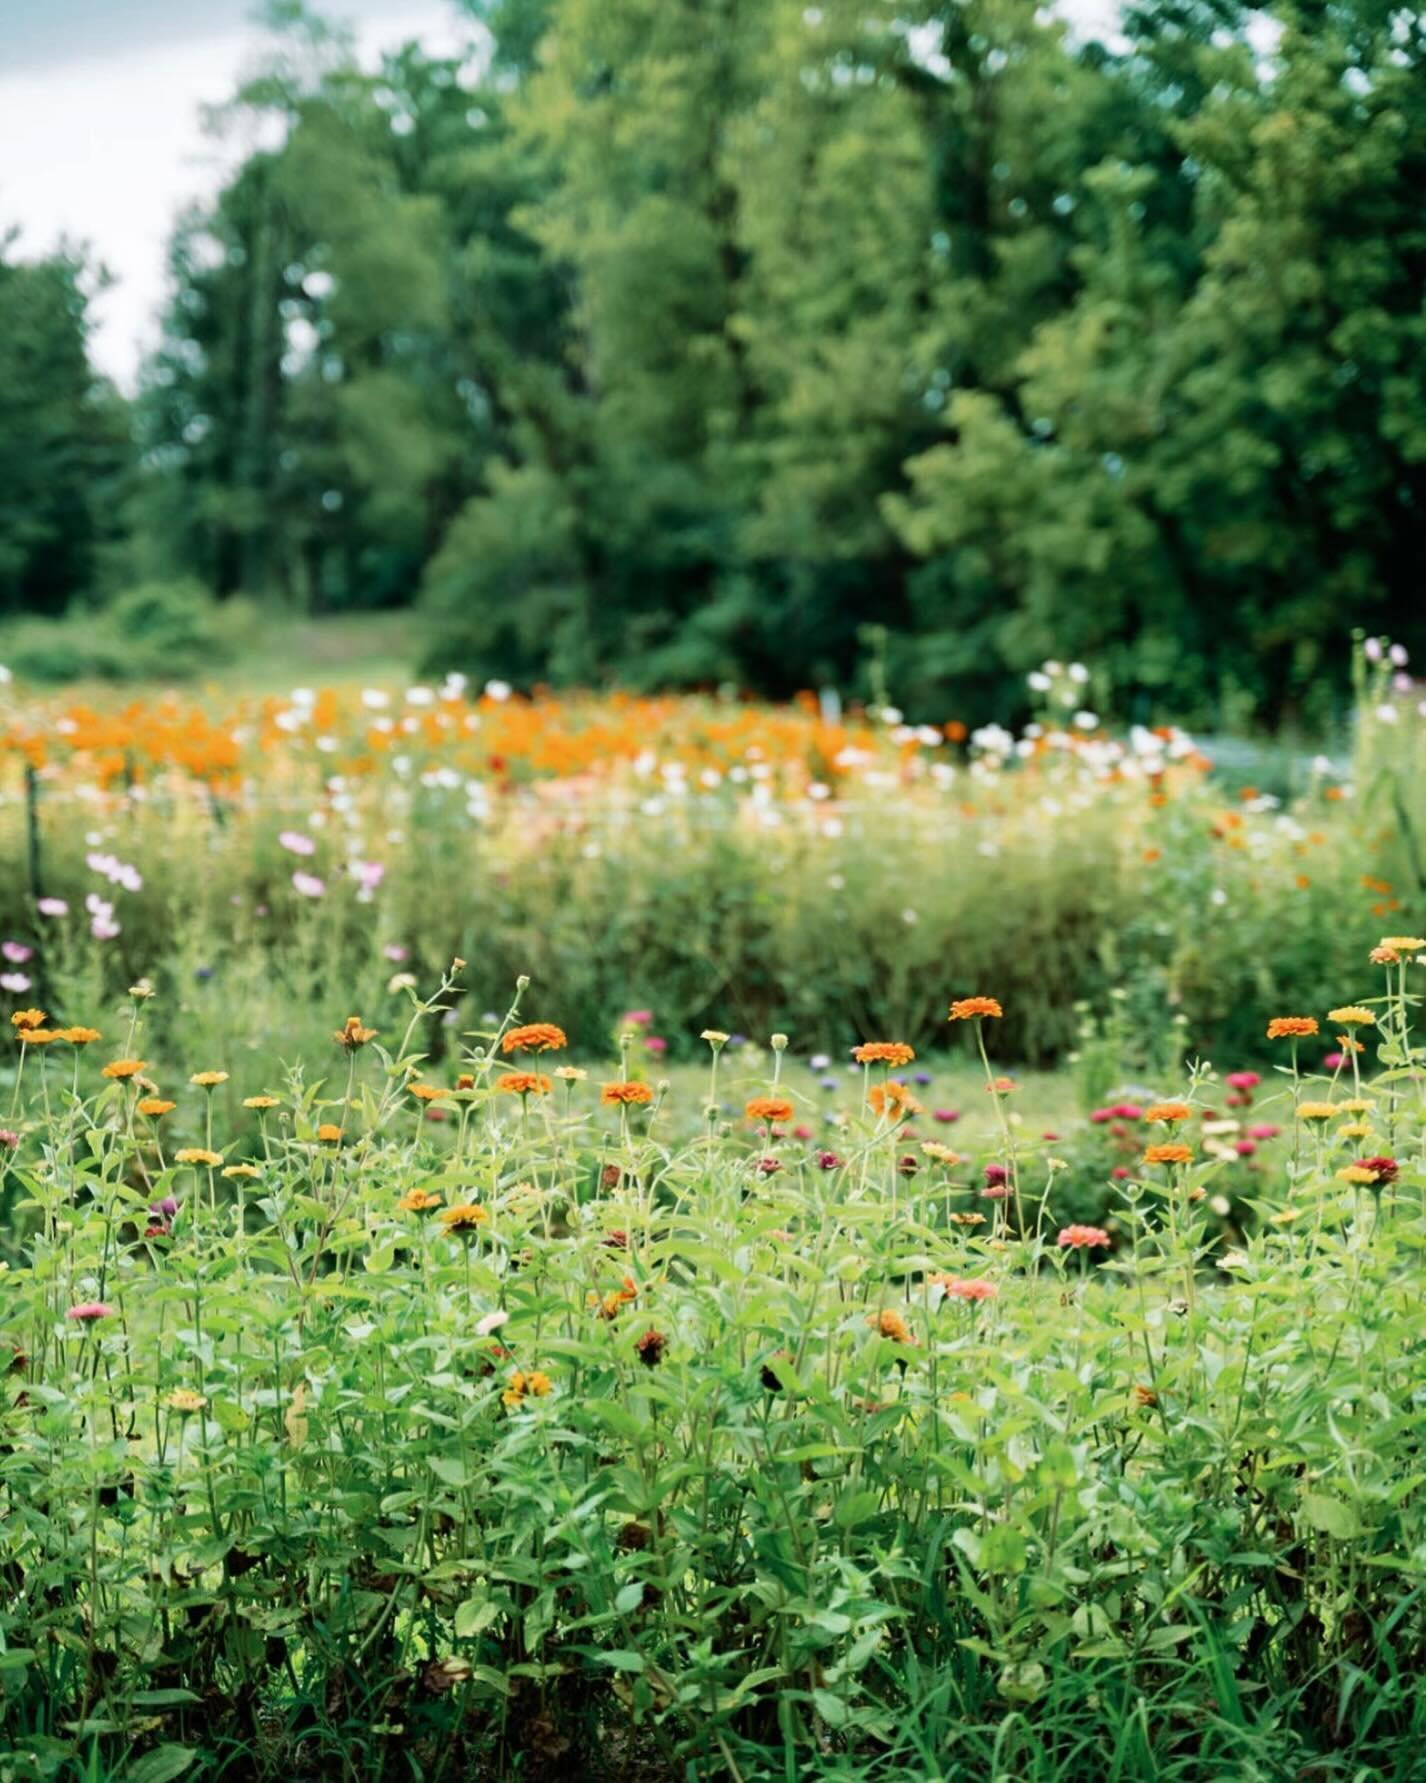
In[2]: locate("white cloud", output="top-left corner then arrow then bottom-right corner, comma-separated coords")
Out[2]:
0,5 -> 465,390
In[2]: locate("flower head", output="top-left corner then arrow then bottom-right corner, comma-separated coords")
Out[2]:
852,1042 -> 915,1066
601,1081 -> 654,1107
316,1123 -> 343,1143
1143,1143 -> 1193,1166
868,1307 -> 914,1344
190,1071 -> 228,1088
634,1328 -> 667,1368
165,1388 -> 208,1414
1057,1224 -> 1111,1250
869,1081 -> 921,1121
1266,1017 -> 1318,1039
57,1026 -> 102,1046
334,1016 -> 377,1049
501,1022 -> 568,1054
1296,1102 -> 1337,1123
745,1096 -> 794,1123
176,1148 -> 222,1167
1327,1006 -> 1376,1027
1144,1102 -> 1192,1125
101,1058 -> 147,1080
11,1008 -> 47,1033
398,1188 -> 443,1213
933,1275 -> 998,1303
66,1302 -> 114,1322
948,996 -> 1003,1021
409,1082 -> 448,1102
496,1072 -> 552,1096
244,1095 -> 280,1110
440,1202 -> 489,1234
1356,1155 -> 1399,1185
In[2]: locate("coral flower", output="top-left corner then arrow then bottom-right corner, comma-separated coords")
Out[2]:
1327,1006 -> 1376,1027
601,1081 -> 654,1106
1266,1017 -> 1318,1039
933,1276 -> 998,1302
66,1302 -> 113,1322
137,1098 -> 175,1117
496,1072 -> 552,1095
501,1023 -> 568,1054
398,1188 -> 442,1213
57,1027 -> 101,1045
102,1059 -> 147,1079
440,1202 -> 489,1234
1145,1102 -> 1192,1125
868,1307 -> 914,1344
1057,1224 -> 1111,1249
869,1081 -> 921,1120
1144,1143 -> 1193,1166
190,1071 -> 228,1087
176,1148 -> 222,1167
949,997 -> 1003,1021
746,1096 -> 794,1123
10,1009 -> 47,1032
852,1042 -> 915,1066
334,1016 -> 377,1049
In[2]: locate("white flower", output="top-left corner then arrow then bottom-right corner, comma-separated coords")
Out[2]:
1067,662 -> 1089,683
1027,671 -> 1051,692
1364,637 -> 1383,662
1375,703 -> 1398,725
475,1310 -> 509,1337
361,688 -> 390,710
484,679 -> 512,702
1389,643 -> 1408,667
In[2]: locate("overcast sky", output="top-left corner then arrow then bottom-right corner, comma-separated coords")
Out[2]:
1,0 -> 1125,390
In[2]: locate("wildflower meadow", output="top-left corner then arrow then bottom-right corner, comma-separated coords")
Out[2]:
4,647 -> 1426,1780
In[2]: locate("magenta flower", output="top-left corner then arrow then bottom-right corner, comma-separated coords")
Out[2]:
66,1302 -> 114,1322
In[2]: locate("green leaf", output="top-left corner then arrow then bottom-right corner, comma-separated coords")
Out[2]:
455,1598 -> 498,1638
126,1746 -> 197,1783
428,1456 -> 470,1489
598,1649 -> 645,1672
1302,1494 -> 1362,1540
812,1688 -> 848,1727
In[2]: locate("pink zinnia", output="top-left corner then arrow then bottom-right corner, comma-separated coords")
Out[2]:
932,1109 -> 961,1124
1246,1123 -> 1280,1141
0,1128 -> 19,1150
1225,1071 -> 1260,1090
66,1302 -> 114,1322
940,1277 -> 998,1303
1057,1224 -> 1111,1250
1322,1052 -> 1344,1071
982,1163 -> 1009,1187
1234,1140 -> 1256,1157
816,1150 -> 844,1170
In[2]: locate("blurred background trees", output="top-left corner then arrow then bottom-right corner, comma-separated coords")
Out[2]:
4,0 -> 1425,726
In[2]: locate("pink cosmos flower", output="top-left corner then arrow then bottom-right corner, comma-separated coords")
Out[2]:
37,898 -> 68,917
279,831 -> 317,857
66,1302 -> 114,1322
0,972 -> 30,993
2,941 -> 33,964
292,872 -> 325,898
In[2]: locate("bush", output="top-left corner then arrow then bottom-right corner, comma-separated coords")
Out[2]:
0,578 -> 235,683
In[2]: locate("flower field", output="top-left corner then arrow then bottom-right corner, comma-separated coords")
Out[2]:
4,652 -> 1426,1779
4,962 -> 1426,1781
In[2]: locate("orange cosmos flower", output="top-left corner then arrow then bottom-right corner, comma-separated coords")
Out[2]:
1143,1143 -> 1193,1166
101,1058 -> 147,1079
1144,1102 -> 1192,1125
1266,1017 -> 1318,1040
501,1022 -> 568,1054
852,1042 -> 915,1066
948,997 -> 1003,1021
496,1072 -> 552,1095
745,1096 -> 794,1123
601,1081 -> 654,1107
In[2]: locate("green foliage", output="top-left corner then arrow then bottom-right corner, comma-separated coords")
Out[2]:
3,970 -> 1426,1778
0,580 -> 239,684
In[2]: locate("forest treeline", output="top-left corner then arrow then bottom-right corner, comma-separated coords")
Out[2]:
3,0 -> 1425,723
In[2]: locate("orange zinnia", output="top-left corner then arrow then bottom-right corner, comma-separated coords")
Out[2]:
1143,1143 -> 1193,1166
1144,1102 -> 1192,1125
948,997 -> 1003,1021
10,1009 -> 47,1032
869,1081 -> 921,1120
137,1097 -> 175,1117
501,1023 -> 568,1054
496,1072 -> 552,1095
409,1083 -> 448,1101
601,1081 -> 654,1107
334,1016 -> 377,1049
57,1027 -> 101,1046
867,1308 -> 914,1344
1266,1017 -> 1318,1039
852,1042 -> 915,1067
101,1058 -> 147,1080
745,1096 -> 794,1123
